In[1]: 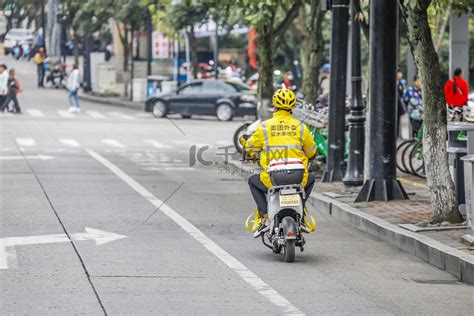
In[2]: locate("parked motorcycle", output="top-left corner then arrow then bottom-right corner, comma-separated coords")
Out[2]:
46,62 -> 66,88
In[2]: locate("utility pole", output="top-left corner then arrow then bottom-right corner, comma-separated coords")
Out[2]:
321,0 -> 350,183
355,0 -> 408,202
343,1 -> 365,186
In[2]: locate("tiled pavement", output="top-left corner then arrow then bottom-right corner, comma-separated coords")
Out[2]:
313,175 -> 473,255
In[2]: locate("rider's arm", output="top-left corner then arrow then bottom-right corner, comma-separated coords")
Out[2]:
302,125 -> 316,160
244,124 -> 264,158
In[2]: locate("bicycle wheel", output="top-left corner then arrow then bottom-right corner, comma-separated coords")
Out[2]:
409,141 -> 426,178
396,140 -> 414,173
401,140 -> 417,175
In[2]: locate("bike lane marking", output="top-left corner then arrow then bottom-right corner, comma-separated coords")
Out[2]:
86,149 -> 304,316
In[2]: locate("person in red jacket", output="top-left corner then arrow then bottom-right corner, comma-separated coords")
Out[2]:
444,67 -> 469,107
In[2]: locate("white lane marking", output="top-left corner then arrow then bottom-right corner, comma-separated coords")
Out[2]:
107,111 -> 136,120
59,138 -> 81,147
143,140 -> 172,149
101,139 -> 126,148
135,112 -> 151,118
16,138 -> 37,147
0,155 -> 54,160
0,228 -> 127,269
27,109 -> 45,117
86,110 -> 106,119
57,110 -> 75,118
86,149 -> 303,315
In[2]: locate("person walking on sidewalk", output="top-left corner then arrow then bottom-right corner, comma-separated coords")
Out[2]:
444,67 -> 469,113
34,47 -> 46,88
0,64 -> 8,107
403,75 -> 423,137
397,68 -> 407,138
67,64 -> 81,113
1,69 -> 22,114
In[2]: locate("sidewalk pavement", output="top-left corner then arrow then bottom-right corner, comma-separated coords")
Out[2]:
229,160 -> 474,284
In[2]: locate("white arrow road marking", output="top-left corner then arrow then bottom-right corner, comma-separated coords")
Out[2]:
16,138 -> 37,147
144,140 -> 172,149
57,110 -> 75,118
0,155 -> 54,160
59,138 -> 81,147
27,109 -> 45,117
87,149 -> 303,315
0,228 -> 127,269
86,110 -> 106,119
102,139 -> 126,148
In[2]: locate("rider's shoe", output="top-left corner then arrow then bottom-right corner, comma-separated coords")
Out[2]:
299,224 -> 311,234
253,221 -> 270,238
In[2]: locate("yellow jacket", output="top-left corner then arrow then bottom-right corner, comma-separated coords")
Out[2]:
245,110 -> 317,188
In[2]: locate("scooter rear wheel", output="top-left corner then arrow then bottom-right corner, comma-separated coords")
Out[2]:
284,240 -> 295,263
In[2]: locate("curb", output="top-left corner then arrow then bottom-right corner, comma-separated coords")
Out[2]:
228,160 -> 474,284
308,192 -> 474,285
78,92 -> 143,111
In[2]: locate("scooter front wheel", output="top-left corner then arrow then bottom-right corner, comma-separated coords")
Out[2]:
284,240 -> 295,263
233,123 -> 250,154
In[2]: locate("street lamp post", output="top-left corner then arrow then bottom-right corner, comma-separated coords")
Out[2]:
321,0 -> 350,183
343,2 -> 365,186
355,0 -> 408,202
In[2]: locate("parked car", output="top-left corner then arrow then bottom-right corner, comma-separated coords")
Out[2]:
3,28 -> 34,55
145,79 -> 257,121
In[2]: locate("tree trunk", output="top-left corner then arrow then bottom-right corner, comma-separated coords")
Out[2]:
301,2 -> 324,106
123,26 -> 129,98
400,2 -> 462,223
281,41 -> 299,86
257,28 -> 274,120
73,30 -> 79,65
188,26 -> 199,80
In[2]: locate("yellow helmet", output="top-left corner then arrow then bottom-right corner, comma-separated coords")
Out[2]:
272,88 -> 296,110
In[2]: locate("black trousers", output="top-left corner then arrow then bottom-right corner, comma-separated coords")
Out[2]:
37,64 -> 44,87
410,119 -> 422,138
249,173 -> 316,216
1,91 -> 20,113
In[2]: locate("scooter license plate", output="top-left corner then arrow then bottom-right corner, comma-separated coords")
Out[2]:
279,194 -> 300,207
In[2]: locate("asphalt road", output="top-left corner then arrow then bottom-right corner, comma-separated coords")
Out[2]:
1,58 -> 473,315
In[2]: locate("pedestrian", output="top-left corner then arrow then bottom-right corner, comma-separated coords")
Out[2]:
67,64 -> 81,113
403,75 -> 423,138
282,72 -> 294,89
319,64 -> 330,98
396,68 -> 407,138
34,47 -> 46,88
444,67 -> 469,108
1,69 -> 22,114
0,64 -> 8,107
